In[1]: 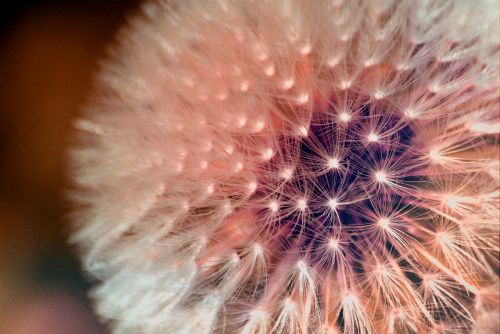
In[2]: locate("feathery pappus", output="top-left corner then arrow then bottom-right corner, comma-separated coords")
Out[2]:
70,1 -> 500,333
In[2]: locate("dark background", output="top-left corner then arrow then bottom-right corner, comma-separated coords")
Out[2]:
0,1 -> 138,332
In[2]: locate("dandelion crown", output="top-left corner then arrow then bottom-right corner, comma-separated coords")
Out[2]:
70,1 -> 499,333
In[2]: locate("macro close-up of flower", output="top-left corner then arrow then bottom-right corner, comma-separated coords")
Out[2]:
70,0 -> 499,333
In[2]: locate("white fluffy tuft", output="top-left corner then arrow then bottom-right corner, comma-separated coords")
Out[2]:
70,1 -> 499,333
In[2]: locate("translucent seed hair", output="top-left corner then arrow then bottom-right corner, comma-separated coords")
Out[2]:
70,1 -> 500,333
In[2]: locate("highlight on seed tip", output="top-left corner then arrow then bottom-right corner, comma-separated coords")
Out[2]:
70,0 -> 499,333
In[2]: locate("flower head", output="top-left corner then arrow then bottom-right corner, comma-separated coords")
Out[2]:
71,1 -> 499,333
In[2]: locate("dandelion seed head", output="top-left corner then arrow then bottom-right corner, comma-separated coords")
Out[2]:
71,0 -> 500,333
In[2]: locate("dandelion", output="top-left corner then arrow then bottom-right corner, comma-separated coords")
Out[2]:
70,1 -> 499,333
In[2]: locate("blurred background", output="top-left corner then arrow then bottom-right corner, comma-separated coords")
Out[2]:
0,1 -> 138,332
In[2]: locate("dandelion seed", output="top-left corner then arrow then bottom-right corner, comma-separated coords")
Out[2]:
297,125 -> 308,137
375,170 -> 388,183
252,120 -> 265,132
367,132 -> 379,143
373,90 -> 386,100
327,56 -> 341,67
429,148 -> 443,163
339,80 -> 352,90
328,198 -> 339,210
280,78 -> 295,90
234,161 -> 244,172
280,167 -> 294,180
248,181 -> 257,194
295,92 -> 309,105
339,112 -> 351,122
268,201 -> 279,213
264,64 -> 275,77
327,157 -> 340,169
237,116 -> 247,128
253,243 -> 263,256
261,148 -> 274,161
404,108 -> 418,119
299,43 -> 312,55
240,80 -> 250,92
296,198 -> 307,211
469,122 -> 500,134
328,238 -> 340,250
